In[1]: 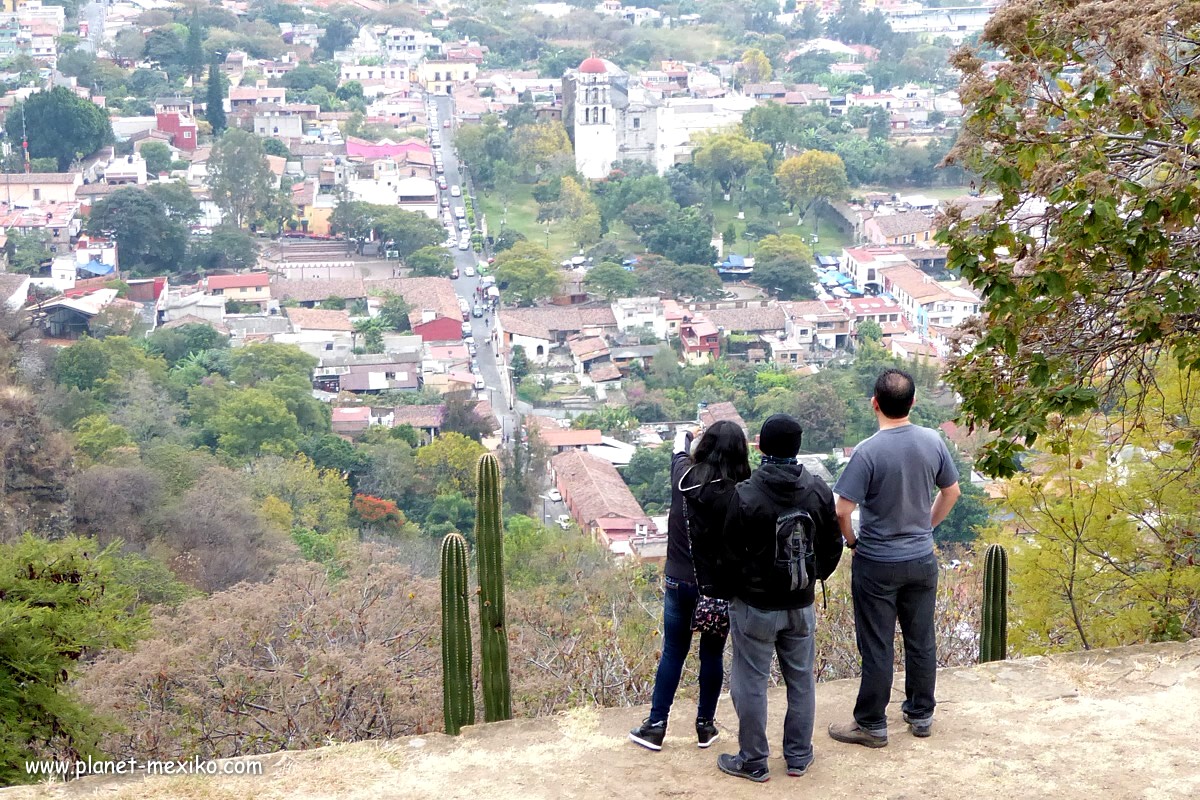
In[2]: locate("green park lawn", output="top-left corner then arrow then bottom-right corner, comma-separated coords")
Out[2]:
709,194 -> 853,260
476,184 -> 580,259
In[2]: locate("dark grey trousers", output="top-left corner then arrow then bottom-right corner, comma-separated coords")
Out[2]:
729,599 -> 817,771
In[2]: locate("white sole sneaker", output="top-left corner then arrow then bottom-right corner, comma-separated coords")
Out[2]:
697,731 -> 720,749
628,732 -> 663,751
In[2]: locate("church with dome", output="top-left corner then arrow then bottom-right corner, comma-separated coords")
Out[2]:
562,56 -> 757,180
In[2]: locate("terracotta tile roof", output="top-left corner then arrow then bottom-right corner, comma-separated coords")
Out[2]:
568,336 -> 609,361
703,305 -> 787,334
365,277 -> 460,328
271,277 -> 367,302
285,306 -> 354,332
589,362 -> 622,382
698,401 -> 747,433
206,272 -> 270,290
881,264 -> 949,302
869,211 -> 936,239
331,406 -> 371,434
390,404 -> 445,429
499,307 -> 617,341
541,428 -> 603,448
552,449 -> 648,526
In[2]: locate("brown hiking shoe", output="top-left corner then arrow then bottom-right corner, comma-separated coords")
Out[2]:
828,721 -> 888,748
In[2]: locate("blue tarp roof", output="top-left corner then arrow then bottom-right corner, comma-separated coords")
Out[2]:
77,259 -> 115,276
719,254 -> 747,268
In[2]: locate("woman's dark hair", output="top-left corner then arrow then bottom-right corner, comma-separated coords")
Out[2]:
690,420 -> 751,484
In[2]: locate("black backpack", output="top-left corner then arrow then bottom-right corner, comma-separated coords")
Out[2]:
774,508 -> 816,592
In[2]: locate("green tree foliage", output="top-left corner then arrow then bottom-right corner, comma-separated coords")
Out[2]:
184,11 -> 205,81
987,366 -> 1200,649
622,443 -> 672,514
205,63 -> 226,134
0,536 -> 142,785
227,342 -> 316,387
738,48 -> 772,84
941,0 -> 1200,475
775,150 -> 849,215
751,233 -> 816,300
54,337 -> 111,390
147,179 -> 202,223
636,256 -> 724,301
585,261 -> 638,300
377,293 -> 412,332
72,414 -> 133,460
209,387 -> 302,457
189,224 -> 259,271
208,128 -> 275,228
494,241 -> 561,306
416,433 -> 487,497
2,231 -> 51,275
691,130 -> 771,196
139,141 -> 172,175
146,323 -> 229,367
406,245 -> 453,277
12,87 -> 112,170
642,208 -> 717,266
329,202 -> 443,259
87,188 -> 187,275
509,345 -> 530,383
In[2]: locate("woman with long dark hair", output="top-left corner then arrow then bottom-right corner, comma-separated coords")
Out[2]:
629,419 -> 751,751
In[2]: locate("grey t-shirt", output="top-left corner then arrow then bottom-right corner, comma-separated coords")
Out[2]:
833,424 -> 959,563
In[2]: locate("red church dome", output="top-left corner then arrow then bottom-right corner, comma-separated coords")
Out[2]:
578,57 -> 607,74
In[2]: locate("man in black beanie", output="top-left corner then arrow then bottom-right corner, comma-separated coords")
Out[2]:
715,413 -> 844,782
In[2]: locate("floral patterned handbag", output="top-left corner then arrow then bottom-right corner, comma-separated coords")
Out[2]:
691,594 -> 730,637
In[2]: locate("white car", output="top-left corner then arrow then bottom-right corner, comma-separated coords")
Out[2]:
474,377 -> 486,391
450,185 -> 461,197
468,342 -> 478,356
556,514 -> 571,530
458,239 -> 470,251
464,265 -> 476,277
548,489 -> 562,502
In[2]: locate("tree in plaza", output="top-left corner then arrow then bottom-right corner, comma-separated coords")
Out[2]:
139,141 -> 172,176
205,63 -> 227,134
0,536 -> 142,786
738,48 -> 772,85
87,188 -> 187,276
208,128 -> 275,228
584,261 -> 638,300
691,130 -> 771,197
554,175 -> 601,246
189,225 -> 259,271
622,201 -> 674,239
494,241 -> 561,306
513,120 -> 573,177
13,87 -> 112,170
636,257 -> 724,301
375,208 -> 444,261
415,432 -> 486,497
642,207 -> 718,266
940,0 -> 1200,475
328,200 -> 376,244
775,150 -> 849,222
750,233 -> 816,300
406,245 -> 453,277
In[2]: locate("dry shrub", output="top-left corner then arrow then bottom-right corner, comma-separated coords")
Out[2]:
71,466 -> 164,548
0,384 -> 74,541
78,557 -> 442,761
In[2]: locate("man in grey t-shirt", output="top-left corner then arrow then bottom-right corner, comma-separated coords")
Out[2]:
827,368 -> 960,748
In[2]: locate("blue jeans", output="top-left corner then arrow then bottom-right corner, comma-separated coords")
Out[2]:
649,577 -> 727,724
851,553 -> 940,734
729,600 -> 817,771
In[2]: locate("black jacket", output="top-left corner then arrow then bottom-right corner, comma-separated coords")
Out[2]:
724,462 -> 843,611
664,451 -> 738,592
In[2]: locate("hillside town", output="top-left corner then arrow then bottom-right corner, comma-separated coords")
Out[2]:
0,0 -> 1000,568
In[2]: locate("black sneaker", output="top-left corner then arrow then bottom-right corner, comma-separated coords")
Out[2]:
717,753 -> 769,783
903,713 -> 932,738
695,719 -> 720,749
786,762 -> 810,777
629,718 -> 666,750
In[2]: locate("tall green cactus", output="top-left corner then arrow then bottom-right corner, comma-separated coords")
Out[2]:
440,532 -> 475,735
979,543 -> 1008,663
475,453 -> 512,722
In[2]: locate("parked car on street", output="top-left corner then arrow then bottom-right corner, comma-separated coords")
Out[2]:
548,489 -> 562,502
450,185 -> 461,197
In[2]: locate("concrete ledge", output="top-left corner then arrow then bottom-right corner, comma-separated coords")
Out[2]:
6,640 -> 1199,799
